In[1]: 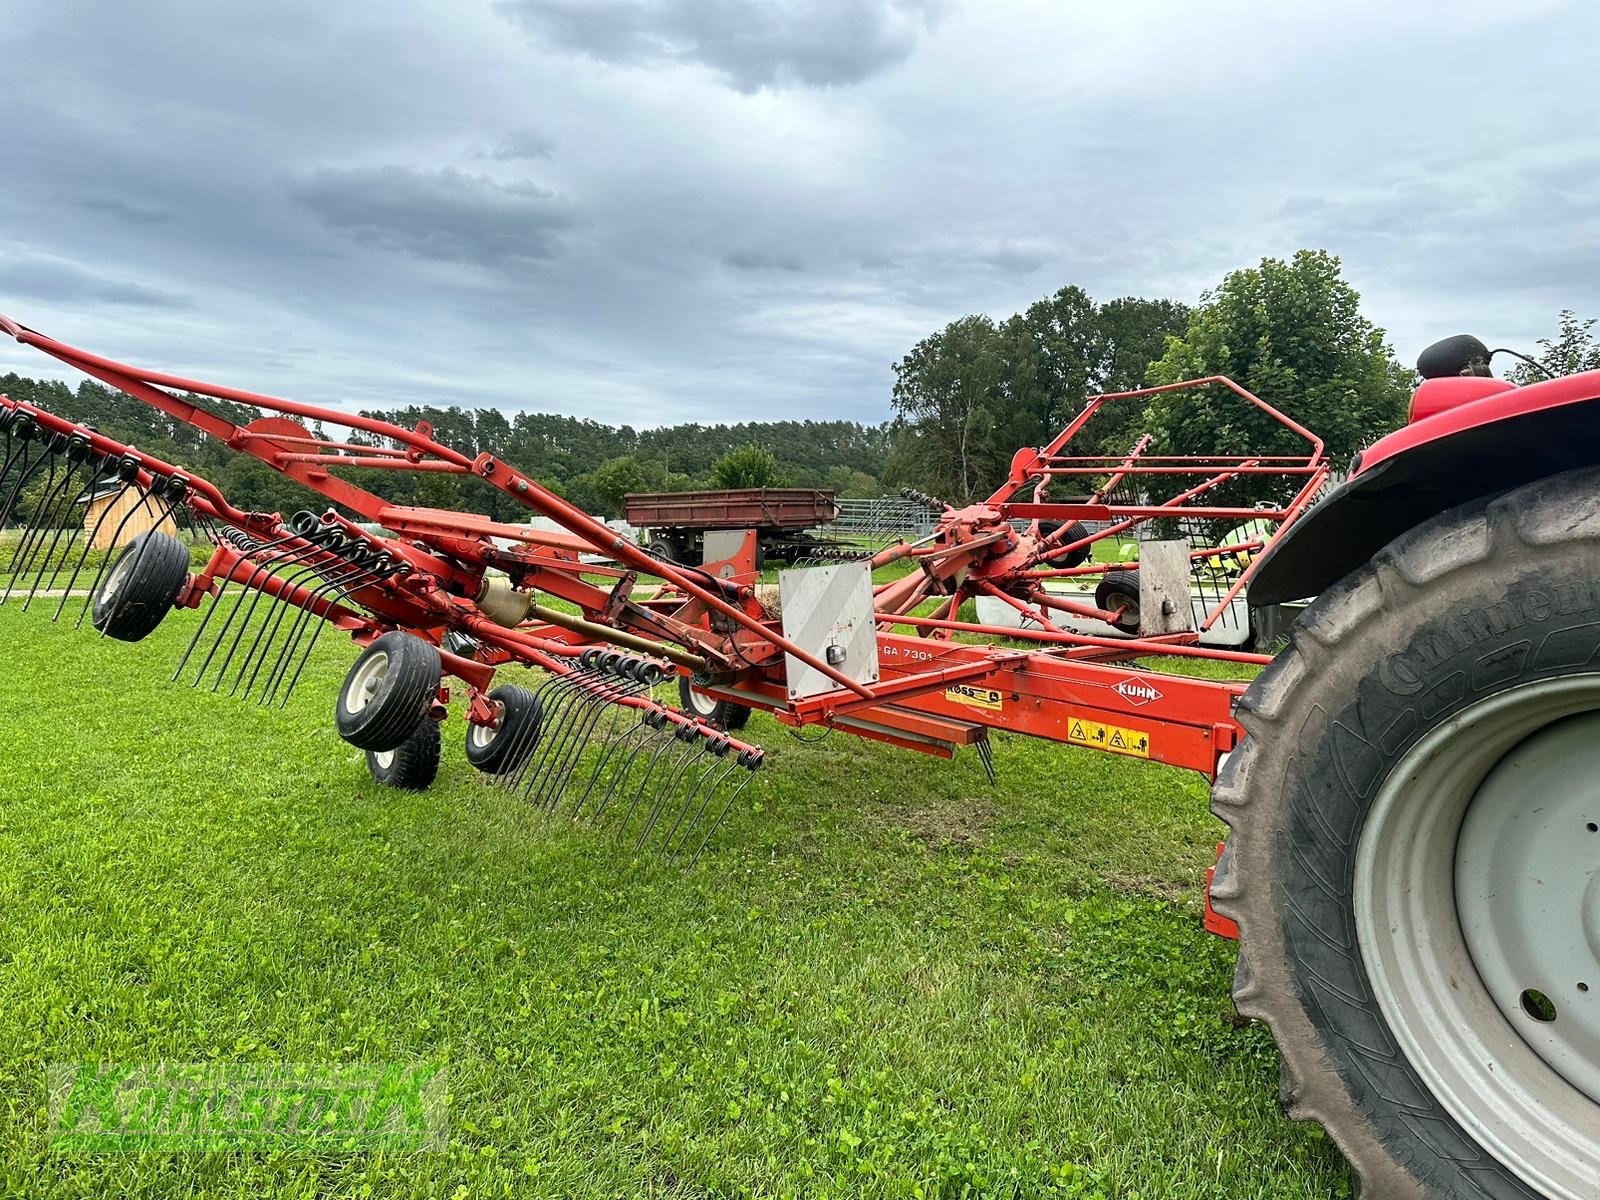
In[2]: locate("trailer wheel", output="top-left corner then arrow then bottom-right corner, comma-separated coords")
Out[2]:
1093,568 -> 1140,633
1212,466 -> 1600,1200
1039,519 -> 1092,568
365,717 -> 440,790
91,531 -> 190,642
336,631 -> 441,752
464,684 -> 542,775
679,675 -> 752,731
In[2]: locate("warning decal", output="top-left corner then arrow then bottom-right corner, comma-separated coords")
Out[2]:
945,684 -> 1004,711
1066,715 -> 1150,758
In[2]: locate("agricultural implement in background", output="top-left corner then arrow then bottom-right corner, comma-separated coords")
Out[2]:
626,486 -> 843,567
0,315 -> 1596,1200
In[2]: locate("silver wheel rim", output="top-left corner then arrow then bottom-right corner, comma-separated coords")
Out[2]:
100,550 -> 136,604
687,686 -> 718,718
469,701 -> 506,749
1355,675 -> 1600,1199
373,749 -> 394,769
343,651 -> 389,716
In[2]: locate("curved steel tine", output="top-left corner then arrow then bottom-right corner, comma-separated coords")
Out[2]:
585,718 -> 660,825
183,530 -> 303,684
687,763 -> 761,867
528,670 -> 616,811
517,664 -> 612,801
270,553 -> 395,706
662,754 -> 741,859
634,732 -> 706,852
1,450 -> 66,600
216,541 -> 326,693
39,457 -> 116,615
231,548 -> 350,699
0,440 -> 47,535
566,698 -> 650,821
612,722 -> 679,840
537,672 -> 648,811
502,668 -> 589,795
486,666 -> 575,793
259,556 -> 381,705
9,450 -> 89,606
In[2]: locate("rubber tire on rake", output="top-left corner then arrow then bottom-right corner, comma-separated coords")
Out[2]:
91,530 -> 191,643
365,717 -> 441,790
1039,518 -> 1092,568
678,675 -> 752,731
1211,466 -> 1600,1200
1092,567 -> 1141,634
464,683 -> 542,775
335,631 -> 442,752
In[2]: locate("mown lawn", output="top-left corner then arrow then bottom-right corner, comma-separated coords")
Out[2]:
0,606 -> 1350,1198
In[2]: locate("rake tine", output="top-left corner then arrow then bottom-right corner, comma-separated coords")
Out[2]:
0,438 -> 67,601
0,424 -> 48,532
181,529 -> 301,685
686,754 -> 763,868
975,735 -> 996,785
536,661 -> 651,811
258,551 -> 385,705
6,439 -> 85,605
527,668 -> 614,811
502,667 -> 589,796
51,456 -> 126,622
566,693 -> 656,822
272,559 -> 411,708
219,541 -> 329,695
229,531 -> 350,700
35,449 -> 115,615
610,717 -> 680,839
630,727 -> 701,852
658,741 -> 734,859
484,666 -> 570,793
584,716 -> 662,825
520,666 -> 607,808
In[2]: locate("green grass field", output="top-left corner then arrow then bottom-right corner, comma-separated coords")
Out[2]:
0,606 -> 1350,1198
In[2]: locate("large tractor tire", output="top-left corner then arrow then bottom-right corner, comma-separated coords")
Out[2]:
1212,467 -> 1600,1199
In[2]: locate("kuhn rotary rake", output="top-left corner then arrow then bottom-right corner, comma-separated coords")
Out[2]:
6,314 -> 1600,1199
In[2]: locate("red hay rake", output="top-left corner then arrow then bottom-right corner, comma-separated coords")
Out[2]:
0,313 -> 1326,862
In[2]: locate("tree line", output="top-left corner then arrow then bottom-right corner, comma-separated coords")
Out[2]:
5,248 -> 1593,525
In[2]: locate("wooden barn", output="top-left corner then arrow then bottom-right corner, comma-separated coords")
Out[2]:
81,485 -> 178,551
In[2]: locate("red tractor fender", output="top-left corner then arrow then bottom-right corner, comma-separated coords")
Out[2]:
1250,368 -> 1600,604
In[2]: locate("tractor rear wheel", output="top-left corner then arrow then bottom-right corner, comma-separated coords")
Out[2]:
1212,466 -> 1600,1199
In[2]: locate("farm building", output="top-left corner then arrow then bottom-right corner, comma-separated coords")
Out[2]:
81,484 -> 178,551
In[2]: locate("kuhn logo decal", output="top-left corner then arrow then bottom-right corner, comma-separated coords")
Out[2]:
1114,678 -> 1163,706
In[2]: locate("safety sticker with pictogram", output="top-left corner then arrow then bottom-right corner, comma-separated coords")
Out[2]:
1066,715 -> 1150,758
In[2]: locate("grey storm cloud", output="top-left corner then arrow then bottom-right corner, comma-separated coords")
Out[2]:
723,250 -> 806,272
496,0 -> 948,90
479,129 -> 559,161
2,0 -> 1599,426
0,252 -> 188,311
291,166 -> 576,268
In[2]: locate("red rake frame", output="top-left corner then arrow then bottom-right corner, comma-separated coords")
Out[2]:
0,314 -> 1327,802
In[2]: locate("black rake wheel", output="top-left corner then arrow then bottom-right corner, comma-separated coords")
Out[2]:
464,683 -> 543,775
679,675 -> 752,731
1212,466 -> 1600,1200
90,530 -> 191,642
365,717 -> 441,790
335,631 -> 442,752
1093,567 -> 1140,634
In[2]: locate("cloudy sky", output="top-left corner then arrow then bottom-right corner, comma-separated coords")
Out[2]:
1,0 -> 1596,426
